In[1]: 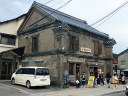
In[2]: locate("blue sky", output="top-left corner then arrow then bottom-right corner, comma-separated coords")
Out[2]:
0,0 -> 128,54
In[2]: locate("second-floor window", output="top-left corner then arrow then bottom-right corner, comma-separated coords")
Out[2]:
0,34 -> 16,45
94,41 -> 102,56
69,35 -> 79,51
32,36 -> 38,53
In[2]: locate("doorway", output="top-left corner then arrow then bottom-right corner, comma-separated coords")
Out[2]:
76,64 -> 80,74
1,62 -> 12,79
90,67 -> 98,77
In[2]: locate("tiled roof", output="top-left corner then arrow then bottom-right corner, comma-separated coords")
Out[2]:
104,38 -> 116,45
33,1 -> 109,38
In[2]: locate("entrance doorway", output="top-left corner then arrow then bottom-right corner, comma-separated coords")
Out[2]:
76,64 -> 80,74
90,67 -> 98,77
1,62 -> 12,79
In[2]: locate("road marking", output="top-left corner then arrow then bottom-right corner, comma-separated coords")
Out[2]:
46,88 -> 104,96
0,83 -> 31,94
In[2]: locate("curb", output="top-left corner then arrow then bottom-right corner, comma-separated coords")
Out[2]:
97,89 -> 125,96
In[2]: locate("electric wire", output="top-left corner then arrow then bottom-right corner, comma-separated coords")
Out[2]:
90,0 -> 128,26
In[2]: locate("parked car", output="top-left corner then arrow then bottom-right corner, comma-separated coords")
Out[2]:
125,86 -> 128,96
11,67 -> 50,88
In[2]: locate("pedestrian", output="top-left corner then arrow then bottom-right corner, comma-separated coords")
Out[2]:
82,72 -> 86,87
113,73 -> 118,89
76,72 -> 80,88
101,72 -> 105,86
96,71 -> 101,87
122,74 -> 125,84
106,72 -> 111,88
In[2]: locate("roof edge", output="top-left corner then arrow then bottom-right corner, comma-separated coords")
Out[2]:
0,14 -> 26,24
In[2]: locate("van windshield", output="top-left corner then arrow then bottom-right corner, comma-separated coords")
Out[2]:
36,68 -> 49,75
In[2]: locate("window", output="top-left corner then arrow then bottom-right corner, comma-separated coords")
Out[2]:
121,61 -> 125,65
69,63 -> 74,75
16,68 -> 23,74
69,35 -> 79,51
0,34 -> 16,45
27,68 -> 35,75
36,68 -> 49,75
32,36 -> 38,52
94,41 -> 102,56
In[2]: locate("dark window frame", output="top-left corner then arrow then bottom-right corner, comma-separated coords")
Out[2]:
69,35 -> 79,52
0,34 -> 16,46
32,35 -> 39,53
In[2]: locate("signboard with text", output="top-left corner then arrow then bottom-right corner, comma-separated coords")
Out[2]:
88,76 -> 95,86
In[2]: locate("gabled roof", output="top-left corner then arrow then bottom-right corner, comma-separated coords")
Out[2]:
118,48 -> 128,56
32,1 -> 109,38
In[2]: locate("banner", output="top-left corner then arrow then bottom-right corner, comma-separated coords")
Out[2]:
88,76 -> 95,86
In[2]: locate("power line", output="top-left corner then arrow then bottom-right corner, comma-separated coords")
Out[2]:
90,0 -> 128,26
94,7 -> 120,28
44,0 -> 54,5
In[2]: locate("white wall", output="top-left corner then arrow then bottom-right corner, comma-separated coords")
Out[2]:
0,16 -> 25,52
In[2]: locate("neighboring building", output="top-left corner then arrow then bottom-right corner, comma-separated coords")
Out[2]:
18,1 -> 116,87
0,15 -> 25,79
118,48 -> 128,77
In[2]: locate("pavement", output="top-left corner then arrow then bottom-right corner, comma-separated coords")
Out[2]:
0,80 -> 127,96
30,84 -> 127,96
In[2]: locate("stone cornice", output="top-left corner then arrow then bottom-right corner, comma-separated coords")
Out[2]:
22,50 -> 113,61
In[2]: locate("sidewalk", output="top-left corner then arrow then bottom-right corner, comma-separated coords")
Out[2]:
30,84 -> 127,96
0,80 -> 126,96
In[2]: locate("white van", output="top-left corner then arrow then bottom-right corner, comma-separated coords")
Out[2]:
11,67 -> 50,88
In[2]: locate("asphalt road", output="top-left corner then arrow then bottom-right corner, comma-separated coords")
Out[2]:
0,80 -> 59,96
102,91 -> 126,96
0,84 -> 27,96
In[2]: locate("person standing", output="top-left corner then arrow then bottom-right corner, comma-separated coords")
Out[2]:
122,74 -> 125,84
76,73 -> 80,88
96,71 -> 101,87
82,72 -> 86,87
106,72 -> 111,88
113,73 -> 118,89
101,72 -> 105,86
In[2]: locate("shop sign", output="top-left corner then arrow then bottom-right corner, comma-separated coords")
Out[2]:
88,76 -> 95,86
80,47 -> 91,53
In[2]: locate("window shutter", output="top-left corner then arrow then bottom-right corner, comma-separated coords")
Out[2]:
69,36 -> 73,51
75,36 -> 79,51
99,43 -> 102,55
94,42 -> 99,56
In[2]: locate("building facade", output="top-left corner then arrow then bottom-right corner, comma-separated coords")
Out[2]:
18,1 -> 116,87
0,15 -> 25,79
118,49 -> 128,77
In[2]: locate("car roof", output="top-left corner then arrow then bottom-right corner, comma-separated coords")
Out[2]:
20,66 -> 48,69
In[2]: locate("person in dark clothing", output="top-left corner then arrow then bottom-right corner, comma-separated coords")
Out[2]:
82,72 -> 86,87
96,71 -> 101,87
106,72 -> 111,88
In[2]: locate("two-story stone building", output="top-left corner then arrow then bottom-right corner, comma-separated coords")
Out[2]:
18,1 -> 116,87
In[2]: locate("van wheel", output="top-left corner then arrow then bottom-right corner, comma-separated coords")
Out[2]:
11,78 -> 15,85
26,81 -> 31,89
